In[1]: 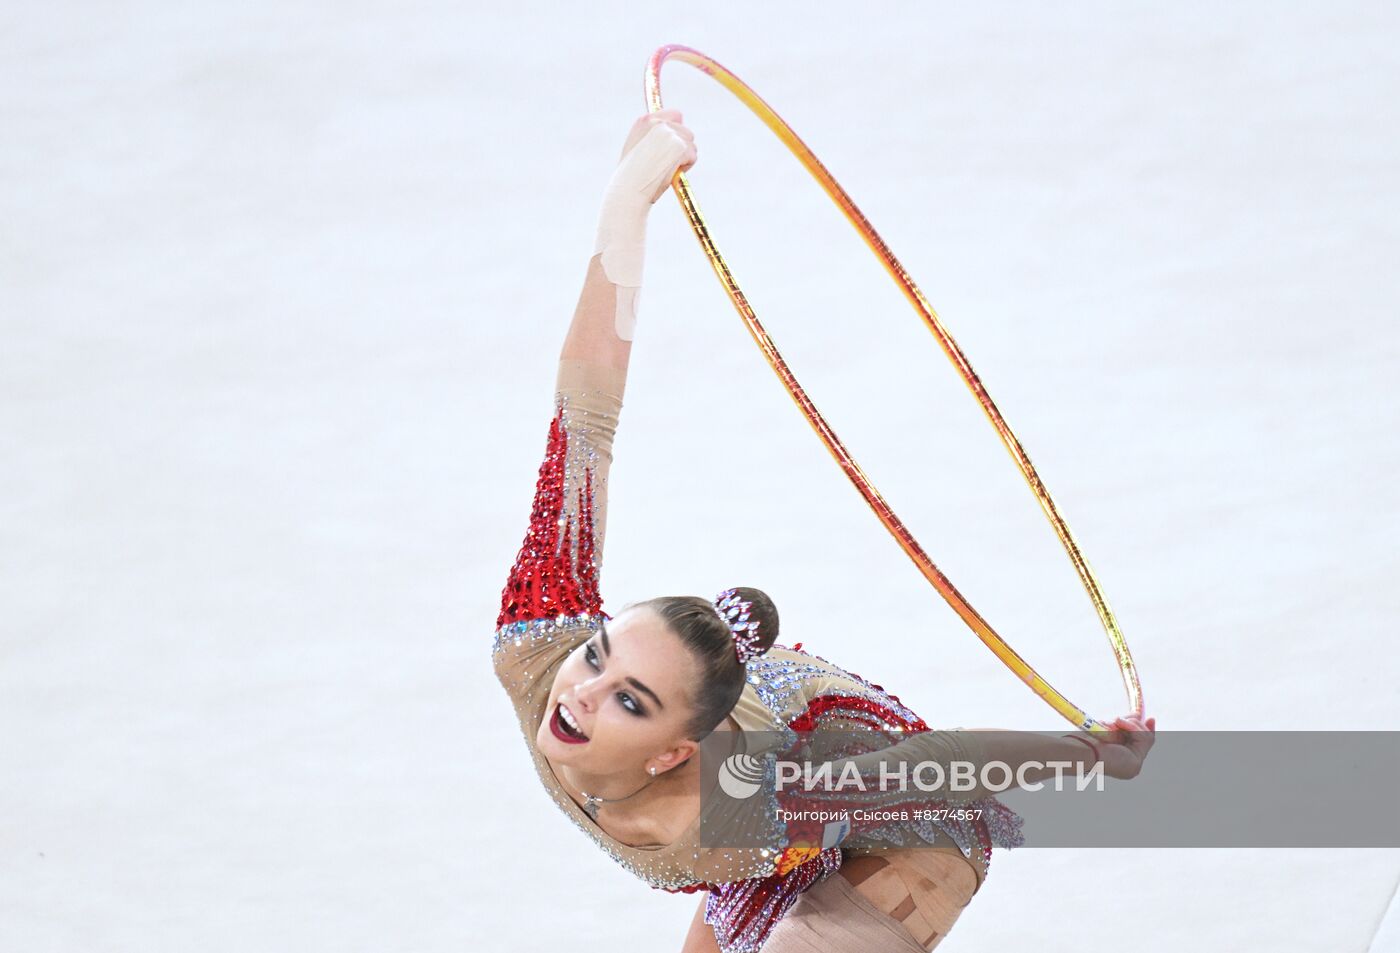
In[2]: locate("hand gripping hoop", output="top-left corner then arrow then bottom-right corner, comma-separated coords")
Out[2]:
645,44 -> 1143,733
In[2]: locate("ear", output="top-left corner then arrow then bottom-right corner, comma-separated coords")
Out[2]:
652,738 -> 700,773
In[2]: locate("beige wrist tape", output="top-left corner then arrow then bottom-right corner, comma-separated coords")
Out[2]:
592,121 -> 689,341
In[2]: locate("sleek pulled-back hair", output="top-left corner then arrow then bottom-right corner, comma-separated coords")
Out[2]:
622,588 -> 779,741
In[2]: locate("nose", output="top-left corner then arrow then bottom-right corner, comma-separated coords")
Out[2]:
572,675 -> 604,713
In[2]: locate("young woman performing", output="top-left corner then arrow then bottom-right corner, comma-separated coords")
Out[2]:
493,109 -> 1157,953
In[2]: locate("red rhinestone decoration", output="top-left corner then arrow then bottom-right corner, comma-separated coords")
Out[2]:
497,402 -> 605,627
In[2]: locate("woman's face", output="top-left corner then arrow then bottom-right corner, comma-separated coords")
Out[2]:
537,606 -> 701,774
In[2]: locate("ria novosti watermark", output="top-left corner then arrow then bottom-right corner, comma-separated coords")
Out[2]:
763,755 -> 1105,795
718,750 -> 1101,836
715,742 -> 1104,802
698,730 -> 1400,848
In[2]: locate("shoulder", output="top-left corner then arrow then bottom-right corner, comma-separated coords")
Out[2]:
492,613 -> 599,706
740,643 -> 927,729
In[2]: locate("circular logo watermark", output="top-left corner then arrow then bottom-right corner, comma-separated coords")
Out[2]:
717,753 -> 766,800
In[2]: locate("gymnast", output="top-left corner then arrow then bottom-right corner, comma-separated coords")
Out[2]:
493,108 -> 1157,952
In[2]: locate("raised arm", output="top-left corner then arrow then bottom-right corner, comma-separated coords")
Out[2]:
496,110 -> 696,632
561,107 -> 696,373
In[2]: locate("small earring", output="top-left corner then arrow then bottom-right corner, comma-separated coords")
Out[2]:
648,766 -> 657,775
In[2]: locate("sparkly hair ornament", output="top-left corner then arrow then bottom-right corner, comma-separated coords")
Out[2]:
712,588 -> 763,664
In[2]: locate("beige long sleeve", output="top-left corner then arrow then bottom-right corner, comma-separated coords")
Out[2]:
554,358 -> 626,571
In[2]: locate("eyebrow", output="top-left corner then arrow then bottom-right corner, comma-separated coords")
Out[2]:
598,623 -> 665,711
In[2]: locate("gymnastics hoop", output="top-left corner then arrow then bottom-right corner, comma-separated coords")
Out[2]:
645,44 -> 1142,733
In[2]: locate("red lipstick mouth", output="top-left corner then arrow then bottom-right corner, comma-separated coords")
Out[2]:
550,702 -> 590,744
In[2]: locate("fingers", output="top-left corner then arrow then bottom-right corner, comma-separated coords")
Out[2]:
1112,715 -> 1156,765
1096,714 -> 1155,780
638,109 -> 688,134
622,109 -> 697,174
646,112 -> 696,181
650,109 -> 693,136
641,110 -> 694,148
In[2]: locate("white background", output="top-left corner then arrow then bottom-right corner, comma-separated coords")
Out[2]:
3,3 -> 1398,951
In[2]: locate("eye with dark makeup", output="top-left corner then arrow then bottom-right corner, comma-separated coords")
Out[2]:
584,641 -> 646,716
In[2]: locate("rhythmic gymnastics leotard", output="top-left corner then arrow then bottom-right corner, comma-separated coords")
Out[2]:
493,358 -> 1023,953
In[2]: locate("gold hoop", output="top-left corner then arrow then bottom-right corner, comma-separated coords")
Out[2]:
645,44 -> 1142,732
